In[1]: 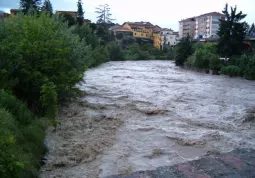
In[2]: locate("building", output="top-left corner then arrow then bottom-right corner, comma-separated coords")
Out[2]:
179,12 -> 224,39
179,17 -> 196,39
123,22 -> 155,39
158,28 -> 180,49
10,9 -> 21,16
195,12 -> 225,39
56,11 -> 77,20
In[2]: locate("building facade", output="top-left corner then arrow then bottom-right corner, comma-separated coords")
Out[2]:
123,22 -> 154,39
195,12 -> 225,39
179,17 -> 196,39
179,12 -> 224,39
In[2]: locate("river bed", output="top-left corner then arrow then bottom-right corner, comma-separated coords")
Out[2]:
40,61 -> 255,178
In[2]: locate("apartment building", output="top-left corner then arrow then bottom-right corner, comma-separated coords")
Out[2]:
195,12 -> 225,39
179,12 -> 224,39
160,29 -> 179,49
123,22 -> 154,39
179,17 -> 196,39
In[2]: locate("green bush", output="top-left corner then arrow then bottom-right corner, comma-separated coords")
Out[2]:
175,37 -> 193,66
127,44 -> 154,60
90,46 -> 109,67
0,13 -> 91,118
244,55 -> 255,80
220,65 -> 242,77
107,42 -> 125,61
0,90 -> 45,178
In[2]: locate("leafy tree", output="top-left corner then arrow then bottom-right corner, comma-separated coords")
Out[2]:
248,23 -> 255,36
217,4 -> 247,56
77,0 -> 84,26
20,0 -> 41,14
116,32 -> 124,40
41,0 -> 53,15
62,13 -> 76,26
0,13 -> 91,118
95,4 -> 114,25
175,35 -> 193,66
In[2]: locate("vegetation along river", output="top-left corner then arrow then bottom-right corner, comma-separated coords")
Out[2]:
40,60 -> 255,178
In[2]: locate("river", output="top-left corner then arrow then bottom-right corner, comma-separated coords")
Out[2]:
40,61 -> 255,178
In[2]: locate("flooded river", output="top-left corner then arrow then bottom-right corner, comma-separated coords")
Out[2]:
40,61 -> 255,178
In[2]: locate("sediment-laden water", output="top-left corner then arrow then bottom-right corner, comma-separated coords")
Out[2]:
40,61 -> 255,178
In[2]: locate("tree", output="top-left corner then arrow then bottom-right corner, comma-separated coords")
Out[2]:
42,0 -> 53,15
175,35 -> 193,66
248,23 -> 255,36
217,4 -> 247,56
62,13 -> 76,26
95,4 -> 114,25
77,0 -> 84,26
20,0 -> 41,14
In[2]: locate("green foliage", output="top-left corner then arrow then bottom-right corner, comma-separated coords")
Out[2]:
107,42 -> 125,61
220,65 -> 242,77
91,46 -> 109,67
0,90 -> 45,178
77,0 -> 84,26
0,13 -> 90,118
175,36 -> 193,66
41,0 -> 53,15
244,55 -> 255,80
73,23 -> 99,49
126,44 -> 154,60
167,48 -> 176,60
62,13 -> 76,26
20,0 -> 41,14
217,4 -> 247,56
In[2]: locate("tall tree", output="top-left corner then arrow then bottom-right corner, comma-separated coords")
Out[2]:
42,0 -> 53,15
217,4 -> 247,56
77,0 -> 84,26
175,35 -> 193,66
248,23 -> 255,36
95,4 -> 114,25
20,0 -> 41,14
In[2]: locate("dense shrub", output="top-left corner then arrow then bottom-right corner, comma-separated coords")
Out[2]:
107,42 -> 125,61
0,90 -> 45,178
0,13 -> 91,117
244,55 -> 255,80
126,44 -> 154,60
90,46 -> 109,67
175,37 -> 193,66
220,65 -> 242,77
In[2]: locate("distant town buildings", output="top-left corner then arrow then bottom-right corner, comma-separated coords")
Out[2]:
179,12 -> 225,39
116,22 -> 179,50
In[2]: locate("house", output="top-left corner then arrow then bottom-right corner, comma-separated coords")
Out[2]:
10,9 -> 21,16
152,28 -> 162,50
56,11 -> 77,20
123,22 -> 154,39
115,26 -> 133,37
158,29 -> 180,50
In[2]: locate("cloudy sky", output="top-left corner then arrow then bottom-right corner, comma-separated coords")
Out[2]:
0,0 -> 254,31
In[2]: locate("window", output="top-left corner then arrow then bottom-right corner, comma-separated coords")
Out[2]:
168,42 -> 170,46
146,34 -> 147,37
135,33 -> 137,35
141,34 -> 143,36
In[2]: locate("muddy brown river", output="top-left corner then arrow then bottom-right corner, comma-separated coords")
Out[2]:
40,61 -> 255,178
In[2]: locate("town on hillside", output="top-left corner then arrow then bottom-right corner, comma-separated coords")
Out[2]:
1,8 -> 254,50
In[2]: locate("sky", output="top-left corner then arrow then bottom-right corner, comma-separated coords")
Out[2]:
0,0 -> 254,31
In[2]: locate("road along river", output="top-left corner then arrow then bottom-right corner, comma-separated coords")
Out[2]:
40,61 -> 255,178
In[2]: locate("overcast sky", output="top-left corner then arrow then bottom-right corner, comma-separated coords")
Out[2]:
0,0 -> 254,31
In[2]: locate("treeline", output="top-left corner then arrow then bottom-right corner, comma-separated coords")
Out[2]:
172,4 -> 255,80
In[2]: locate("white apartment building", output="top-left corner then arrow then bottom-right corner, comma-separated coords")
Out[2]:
179,12 -> 224,39
195,12 -> 225,39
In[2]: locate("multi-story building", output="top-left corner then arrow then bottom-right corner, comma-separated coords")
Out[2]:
160,28 -> 179,49
179,17 -> 196,39
179,12 -> 224,39
195,12 -> 225,39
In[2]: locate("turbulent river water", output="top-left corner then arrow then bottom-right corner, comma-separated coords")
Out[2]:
40,61 -> 255,178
